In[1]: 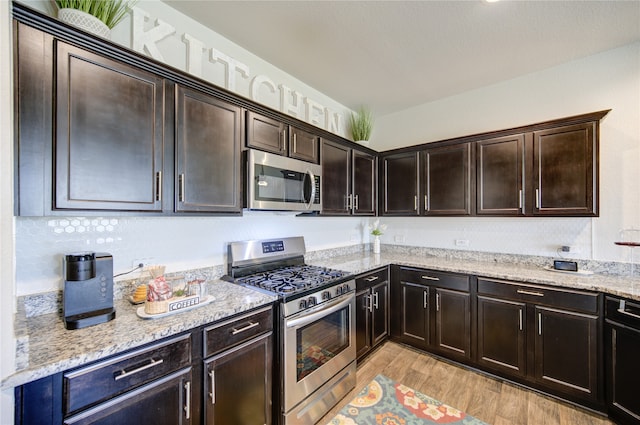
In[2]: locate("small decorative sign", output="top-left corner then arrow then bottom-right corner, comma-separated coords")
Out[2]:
168,295 -> 200,311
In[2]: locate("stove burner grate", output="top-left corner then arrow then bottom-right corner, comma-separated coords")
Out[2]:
235,264 -> 348,294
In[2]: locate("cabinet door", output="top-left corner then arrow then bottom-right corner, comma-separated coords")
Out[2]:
289,126 -> 319,163
477,296 -> 526,378
55,41 -> 165,212
532,122 -> 597,216
477,134 -> 525,215
422,143 -> 472,215
204,333 -> 272,425
435,288 -> 471,359
64,369 -> 192,425
398,282 -> 429,348
607,322 -> 640,424
352,150 -> 376,216
246,111 -> 287,155
371,281 -> 389,347
176,86 -> 242,213
321,140 -> 351,215
355,289 -> 372,360
534,306 -> 599,401
382,152 -> 419,215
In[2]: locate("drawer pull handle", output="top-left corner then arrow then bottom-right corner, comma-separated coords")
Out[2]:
517,289 -> 544,297
618,300 -> 640,319
184,381 -> 191,419
365,276 -> 379,282
209,370 -> 216,404
114,358 -> 164,381
421,275 -> 440,281
231,321 -> 260,335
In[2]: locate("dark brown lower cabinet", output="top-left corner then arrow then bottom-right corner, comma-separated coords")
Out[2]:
64,369 -> 192,425
477,295 -> 526,378
204,333 -> 273,425
534,306 -> 599,399
355,268 -> 389,360
391,267 -> 471,360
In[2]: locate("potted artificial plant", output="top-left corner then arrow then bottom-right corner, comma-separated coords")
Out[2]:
54,0 -> 137,39
349,106 -> 374,145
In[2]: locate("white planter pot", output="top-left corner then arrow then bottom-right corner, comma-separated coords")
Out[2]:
58,8 -> 111,39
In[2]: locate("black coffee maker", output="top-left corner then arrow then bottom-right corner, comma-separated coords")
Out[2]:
63,252 -> 116,330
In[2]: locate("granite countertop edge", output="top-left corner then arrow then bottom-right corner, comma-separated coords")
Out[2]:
6,249 -> 640,389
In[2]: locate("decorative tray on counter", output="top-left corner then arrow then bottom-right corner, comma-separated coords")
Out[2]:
136,295 -> 215,319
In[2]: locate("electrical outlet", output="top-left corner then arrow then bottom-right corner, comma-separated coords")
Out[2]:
394,234 -> 405,243
455,239 -> 470,247
560,245 -> 581,254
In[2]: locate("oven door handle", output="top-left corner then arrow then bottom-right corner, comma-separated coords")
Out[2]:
286,294 -> 352,329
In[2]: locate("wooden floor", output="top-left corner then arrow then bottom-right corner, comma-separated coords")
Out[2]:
318,342 -> 614,425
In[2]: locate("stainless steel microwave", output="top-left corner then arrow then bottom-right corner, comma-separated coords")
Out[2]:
246,149 -> 321,212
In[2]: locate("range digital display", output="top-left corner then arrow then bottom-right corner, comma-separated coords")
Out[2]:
262,240 -> 285,254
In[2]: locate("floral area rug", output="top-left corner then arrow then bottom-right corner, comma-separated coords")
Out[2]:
326,374 -> 488,425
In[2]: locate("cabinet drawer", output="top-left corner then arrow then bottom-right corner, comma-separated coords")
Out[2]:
606,296 -> 640,328
204,306 -> 273,358
356,267 -> 388,290
478,278 -> 599,313
399,267 -> 469,292
64,333 -> 191,415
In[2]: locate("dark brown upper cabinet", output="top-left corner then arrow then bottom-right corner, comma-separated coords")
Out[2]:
246,111 -> 287,156
421,143 -> 473,216
381,152 -> 420,215
532,122 -> 597,216
289,126 -> 319,164
476,134 -> 526,216
246,111 -> 320,164
54,41 -> 167,212
321,140 -> 376,215
175,86 -> 242,213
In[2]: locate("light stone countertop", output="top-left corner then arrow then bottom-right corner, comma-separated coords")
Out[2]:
3,280 -> 277,389
6,246 -> 640,390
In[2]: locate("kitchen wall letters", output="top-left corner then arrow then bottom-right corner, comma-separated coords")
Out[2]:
131,6 -> 345,136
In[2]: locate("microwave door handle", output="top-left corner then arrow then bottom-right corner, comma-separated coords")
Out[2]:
304,170 -> 316,210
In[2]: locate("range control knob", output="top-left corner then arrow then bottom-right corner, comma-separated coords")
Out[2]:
341,283 -> 350,293
307,296 -> 317,307
298,299 -> 307,310
335,286 -> 343,296
321,291 -> 331,301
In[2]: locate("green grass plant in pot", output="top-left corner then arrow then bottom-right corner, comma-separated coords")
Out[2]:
349,106 -> 374,144
54,0 -> 137,39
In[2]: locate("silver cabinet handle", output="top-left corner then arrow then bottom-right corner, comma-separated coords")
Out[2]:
519,308 -> 523,331
184,381 -> 191,419
209,369 -> 216,404
618,300 -> 640,319
436,293 -> 440,312
518,189 -> 523,212
114,358 -> 164,381
368,295 -> 373,313
346,194 -> 353,210
293,133 -> 297,151
373,292 -> 379,309
155,171 -> 162,201
424,195 -> 428,211
231,321 -> 260,335
421,275 -> 440,281
179,173 -> 185,202
414,195 -> 418,211
535,188 -> 540,209
365,276 -> 379,282
423,291 -> 428,309
354,194 -> 359,210
281,131 -> 286,151
517,289 -> 544,297
538,312 -> 542,335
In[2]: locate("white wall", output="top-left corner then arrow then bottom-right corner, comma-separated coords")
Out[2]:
371,42 -> 640,263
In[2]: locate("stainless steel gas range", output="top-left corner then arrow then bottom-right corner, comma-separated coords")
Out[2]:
224,237 -> 356,425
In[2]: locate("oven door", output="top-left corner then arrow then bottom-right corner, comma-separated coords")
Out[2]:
283,291 -> 356,411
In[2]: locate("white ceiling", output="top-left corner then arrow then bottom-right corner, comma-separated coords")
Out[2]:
162,0 -> 640,117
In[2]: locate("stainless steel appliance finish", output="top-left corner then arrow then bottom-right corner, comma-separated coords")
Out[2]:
247,149 -> 321,212
224,236 -> 356,425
